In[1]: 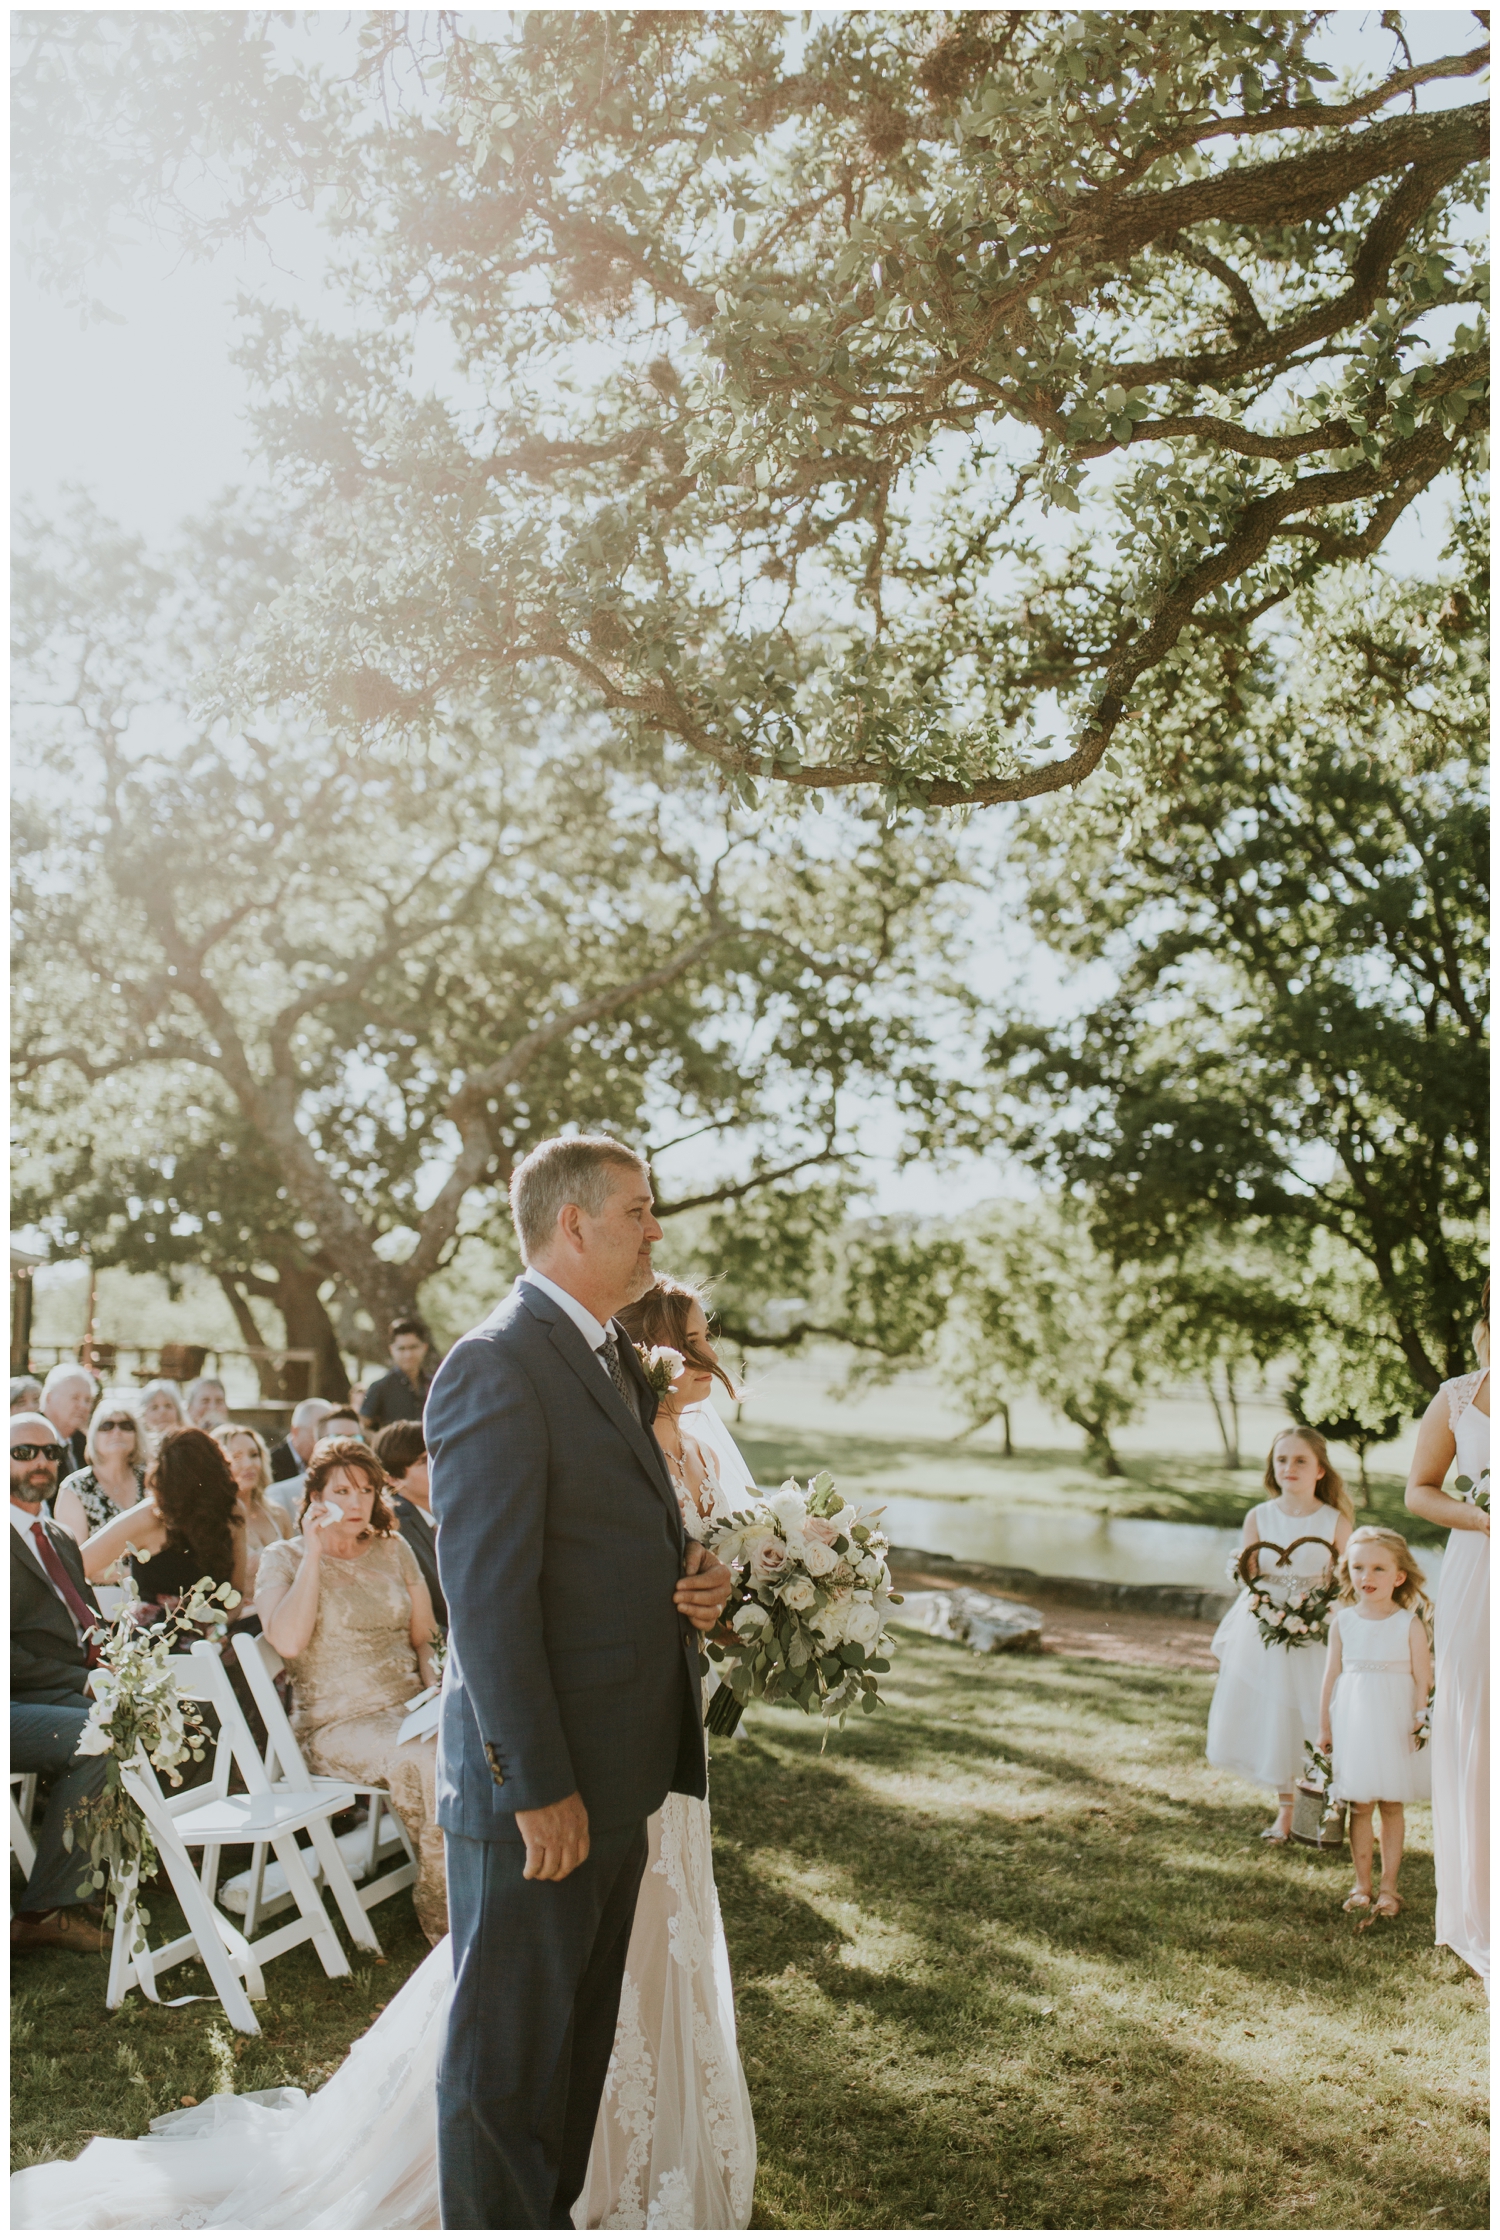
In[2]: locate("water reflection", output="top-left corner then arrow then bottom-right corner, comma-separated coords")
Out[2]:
877,1492 -> 1447,1595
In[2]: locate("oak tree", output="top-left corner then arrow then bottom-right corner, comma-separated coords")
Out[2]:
13,10 -> 1489,810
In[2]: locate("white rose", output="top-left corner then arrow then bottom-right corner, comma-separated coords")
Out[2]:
779,1574 -> 816,1611
801,1537 -> 839,1578
842,1599 -> 885,1651
811,1589 -> 854,1645
769,1487 -> 809,1534
732,1603 -> 768,1637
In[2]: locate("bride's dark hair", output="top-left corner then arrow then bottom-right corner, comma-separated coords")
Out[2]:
618,1276 -> 739,1402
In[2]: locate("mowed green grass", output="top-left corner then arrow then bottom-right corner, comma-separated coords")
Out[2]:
712,1633 -> 1486,2231
12,1636 -> 1486,2228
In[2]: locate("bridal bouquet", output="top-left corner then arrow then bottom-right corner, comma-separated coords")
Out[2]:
700,1472 -> 901,1736
65,1578 -> 241,1940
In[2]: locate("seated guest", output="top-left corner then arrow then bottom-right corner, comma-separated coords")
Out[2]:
11,1375 -> 43,1412
211,1423 -> 291,1600
81,1427 -> 247,1615
185,1376 -> 230,1431
371,1420 -> 445,1628
53,1393 -> 148,1545
10,1412 -> 108,1953
136,1378 -> 188,1456
268,1397 -> 333,1485
255,1438 -> 445,1943
40,1364 -> 98,1479
317,1405 -> 365,1446
360,1318 -> 436,1434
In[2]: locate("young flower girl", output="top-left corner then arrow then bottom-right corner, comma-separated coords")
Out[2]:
1318,1526 -> 1432,1918
1207,1426 -> 1354,1840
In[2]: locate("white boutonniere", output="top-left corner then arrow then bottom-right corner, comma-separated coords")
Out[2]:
638,1344 -> 685,1401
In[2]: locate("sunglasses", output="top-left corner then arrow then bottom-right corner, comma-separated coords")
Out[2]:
96,1418 -> 136,1434
11,1444 -> 66,1464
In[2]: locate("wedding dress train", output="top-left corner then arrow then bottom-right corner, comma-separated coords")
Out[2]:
11,1402 -> 757,2231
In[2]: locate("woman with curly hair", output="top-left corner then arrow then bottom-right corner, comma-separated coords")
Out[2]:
255,1436 -> 445,1942
79,1425 -> 247,1611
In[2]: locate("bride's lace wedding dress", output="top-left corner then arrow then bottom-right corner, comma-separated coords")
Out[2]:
12,1403 -> 757,2232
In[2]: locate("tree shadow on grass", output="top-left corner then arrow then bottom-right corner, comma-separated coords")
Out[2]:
713,1645 -> 1485,2230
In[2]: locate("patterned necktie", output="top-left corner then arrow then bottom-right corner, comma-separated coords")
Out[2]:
600,1326 -> 635,1397
29,1521 -> 101,1665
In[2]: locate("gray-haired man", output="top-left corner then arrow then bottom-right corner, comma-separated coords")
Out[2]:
427,1134 -> 732,2230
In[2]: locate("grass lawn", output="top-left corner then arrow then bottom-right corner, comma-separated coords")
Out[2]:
13,1633 -> 1486,2228
715,1633 -> 1486,2229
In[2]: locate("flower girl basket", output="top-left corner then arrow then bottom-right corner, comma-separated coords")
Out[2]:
1290,1746 -> 1346,1851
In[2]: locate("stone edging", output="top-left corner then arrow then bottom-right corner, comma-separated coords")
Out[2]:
887,1544 -> 1236,1624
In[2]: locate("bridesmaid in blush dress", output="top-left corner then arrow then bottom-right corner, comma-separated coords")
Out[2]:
1405,1285 -> 1490,1994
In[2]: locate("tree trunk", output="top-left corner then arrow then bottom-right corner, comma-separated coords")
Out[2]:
1205,1374 -> 1239,1470
214,1273 -> 275,1398
999,1400 -> 1013,1459
1355,1440 -> 1372,1509
1064,1399 -> 1124,1477
218,1259 -> 351,1403
273,1259 -> 351,1404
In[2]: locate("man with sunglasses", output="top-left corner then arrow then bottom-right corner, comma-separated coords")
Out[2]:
10,1413 -> 109,1953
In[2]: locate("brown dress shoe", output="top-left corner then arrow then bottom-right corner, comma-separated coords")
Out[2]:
10,1907 -> 106,1954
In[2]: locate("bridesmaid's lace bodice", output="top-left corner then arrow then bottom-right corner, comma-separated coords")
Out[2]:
1443,1370 -> 1490,1502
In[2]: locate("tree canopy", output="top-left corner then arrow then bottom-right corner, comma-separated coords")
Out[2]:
13,10 -> 1489,810
12,497 -> 975,1375
985,547 -> 1489,1394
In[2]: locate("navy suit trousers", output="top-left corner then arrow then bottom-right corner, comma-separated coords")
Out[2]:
10,1702 -> 108,1914
437,1819 -> 650,2230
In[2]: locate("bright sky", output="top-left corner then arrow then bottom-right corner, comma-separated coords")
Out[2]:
10,9 -> 1484,1220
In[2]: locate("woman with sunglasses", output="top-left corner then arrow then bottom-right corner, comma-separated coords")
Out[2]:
52,1393 -> 147,1547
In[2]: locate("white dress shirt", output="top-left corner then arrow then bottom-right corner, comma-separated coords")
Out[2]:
520,1267 -> 620,1392
11,1501 -> 78,1625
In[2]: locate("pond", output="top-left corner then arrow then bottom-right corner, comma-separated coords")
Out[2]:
871,1490 -> 1447,1596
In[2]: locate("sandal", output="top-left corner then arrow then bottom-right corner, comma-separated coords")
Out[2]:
1342,1889 -> 1373,1912
1259,1826 -> 1290,1844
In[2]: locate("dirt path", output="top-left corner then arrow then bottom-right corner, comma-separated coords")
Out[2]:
889,1560 -> 1221,1672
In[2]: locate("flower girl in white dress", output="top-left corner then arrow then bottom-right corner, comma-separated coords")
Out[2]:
11,1280 -> 757,2233
1207,1427 -> 1354,1840
1317,1527 -> 1432,1919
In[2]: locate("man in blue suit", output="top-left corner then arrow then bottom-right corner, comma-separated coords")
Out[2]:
426,1134 -> 732,2230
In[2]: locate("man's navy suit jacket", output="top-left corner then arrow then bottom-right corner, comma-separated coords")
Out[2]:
425,1280 -> 706,1844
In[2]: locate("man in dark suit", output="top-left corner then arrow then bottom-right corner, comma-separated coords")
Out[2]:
10,1412 -> 108,1953
371,1419 -> 445,1627
426,1135 -> 732,2231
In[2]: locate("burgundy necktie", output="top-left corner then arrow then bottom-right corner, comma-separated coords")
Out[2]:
29,1522 -> 101,1666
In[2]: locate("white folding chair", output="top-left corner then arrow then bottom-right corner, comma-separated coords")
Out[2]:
105,1641 -> 379,2032
226,1632 -> 417,1941
10,1772 -> 38,1882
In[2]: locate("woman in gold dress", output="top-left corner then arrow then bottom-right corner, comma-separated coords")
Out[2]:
255,1436 -> 446,1942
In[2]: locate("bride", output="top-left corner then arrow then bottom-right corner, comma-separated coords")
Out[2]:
12,1278 -> 757,2232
